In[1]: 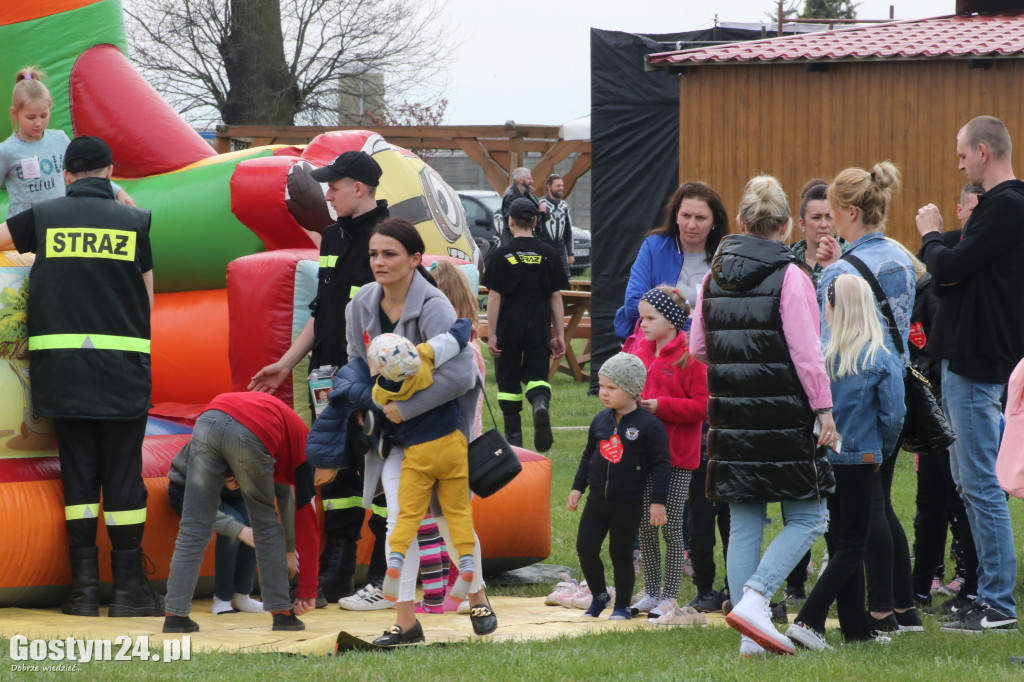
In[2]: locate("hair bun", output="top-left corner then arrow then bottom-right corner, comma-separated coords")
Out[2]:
870,161 -> 900,191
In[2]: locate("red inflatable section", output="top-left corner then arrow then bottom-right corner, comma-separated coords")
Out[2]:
301,130 -> 376,166
150,289 -> 233,405
227,249 -> 319,413
69,44 -> 215,177
229,156 -> 321,250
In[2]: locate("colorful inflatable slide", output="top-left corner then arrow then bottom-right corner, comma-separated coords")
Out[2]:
0,0 -> 551,607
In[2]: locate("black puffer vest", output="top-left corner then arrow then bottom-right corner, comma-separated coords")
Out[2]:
702,234 -> 833,503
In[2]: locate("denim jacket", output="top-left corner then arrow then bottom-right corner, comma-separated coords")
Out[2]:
828,346 -> 906,465
818,233 -> 916,363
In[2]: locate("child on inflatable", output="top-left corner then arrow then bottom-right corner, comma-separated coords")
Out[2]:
567,353 -> 671,620
1,67 -> 133,218
365,319 -> 478,604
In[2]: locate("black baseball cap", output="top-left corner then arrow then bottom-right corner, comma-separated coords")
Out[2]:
509,197 -> 538,220
310,150 -> 382,186
64,135 -> 113,173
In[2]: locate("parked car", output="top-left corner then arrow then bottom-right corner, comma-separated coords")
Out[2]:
458,189 -> 591,277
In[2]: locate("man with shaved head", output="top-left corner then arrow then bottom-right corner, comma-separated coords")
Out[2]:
915,115 -> 1024,634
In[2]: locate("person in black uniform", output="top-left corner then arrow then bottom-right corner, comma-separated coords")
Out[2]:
0,135 -> 162,617
249,151 -> 389,606
482,197 -> 567,452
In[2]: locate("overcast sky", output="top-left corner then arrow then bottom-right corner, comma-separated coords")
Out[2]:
440,0 -> 959,126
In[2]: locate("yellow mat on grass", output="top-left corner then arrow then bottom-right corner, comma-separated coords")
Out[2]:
0,598 -> 830,656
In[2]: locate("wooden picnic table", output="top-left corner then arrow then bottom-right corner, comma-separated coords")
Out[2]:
476,287 -> 591,383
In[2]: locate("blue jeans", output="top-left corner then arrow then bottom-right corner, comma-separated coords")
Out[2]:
165,411 -> 291,616
727,498 -> 827,600
214,494 -> 257,601
942,361 -> 1016,616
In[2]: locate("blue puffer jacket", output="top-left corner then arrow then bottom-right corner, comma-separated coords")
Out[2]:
304,358 -> 373,469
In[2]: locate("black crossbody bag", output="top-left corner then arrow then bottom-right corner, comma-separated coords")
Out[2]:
842,255 -> 956,453
468,390 -> 522,497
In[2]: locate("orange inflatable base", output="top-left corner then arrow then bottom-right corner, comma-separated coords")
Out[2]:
0,440 -> 552,607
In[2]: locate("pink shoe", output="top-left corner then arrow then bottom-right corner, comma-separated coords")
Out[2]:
415,601 -> 445,615
544,573 -> 579,606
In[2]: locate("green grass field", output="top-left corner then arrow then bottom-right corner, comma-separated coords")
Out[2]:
4,353 -> 1024,680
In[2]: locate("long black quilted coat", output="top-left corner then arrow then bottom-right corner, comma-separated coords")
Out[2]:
701,234 -> 834,503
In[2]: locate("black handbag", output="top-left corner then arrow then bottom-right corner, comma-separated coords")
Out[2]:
842,255 -> 956,453
467,391 -> 522,497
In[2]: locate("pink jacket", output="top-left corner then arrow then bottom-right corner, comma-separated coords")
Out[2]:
690,265 -> 832,412
997,358 -> 1024,498
631,333 -> 708,470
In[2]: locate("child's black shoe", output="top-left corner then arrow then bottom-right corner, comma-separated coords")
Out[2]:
272,611 -> 305,631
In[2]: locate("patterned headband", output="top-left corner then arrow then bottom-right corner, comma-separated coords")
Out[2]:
827,278 -> 837,308
641,288 -> 688,330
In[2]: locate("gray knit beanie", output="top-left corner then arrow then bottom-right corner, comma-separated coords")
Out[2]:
599,352 -> 647,399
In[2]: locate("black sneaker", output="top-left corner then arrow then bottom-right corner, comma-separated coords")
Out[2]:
272,611 -> 305,631
784,585 -> 807,604
929,593 -> 976,621
770,601 -> 789,625
915,593 -> 932,608
372,620 -> 425,646
867,612 -> 900,635
940,602 -> 1017,633
895,608 -> 924,633
687,589 -> 726,613
163,615 -> 199,633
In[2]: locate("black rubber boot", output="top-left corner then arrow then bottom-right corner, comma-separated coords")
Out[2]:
529,393 -> 552,452
62,546 -> 100,617
504,413 -> 523,448
108,547 -> 164,617
318,540 -> 357,602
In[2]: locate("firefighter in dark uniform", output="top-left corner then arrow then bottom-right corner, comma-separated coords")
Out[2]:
0,135 -> 162,617
482,197 -> 567,452
249,151 -> 389,604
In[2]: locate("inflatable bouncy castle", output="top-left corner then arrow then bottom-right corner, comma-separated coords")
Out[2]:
0,0 -> 551,607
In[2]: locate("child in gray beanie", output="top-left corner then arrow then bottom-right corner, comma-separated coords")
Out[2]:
566,352 -> 671,620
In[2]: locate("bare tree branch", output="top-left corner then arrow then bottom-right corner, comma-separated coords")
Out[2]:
123,0 -> 452,127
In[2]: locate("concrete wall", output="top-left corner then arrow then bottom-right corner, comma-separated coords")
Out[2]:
428,150 -> 592,231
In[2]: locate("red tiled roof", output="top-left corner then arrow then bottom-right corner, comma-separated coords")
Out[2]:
646,13 -> 1024,66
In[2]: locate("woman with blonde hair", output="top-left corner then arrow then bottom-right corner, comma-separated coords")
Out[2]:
787,275 -> 905,649
816,162 -> 919,635
690,175 -> 836,657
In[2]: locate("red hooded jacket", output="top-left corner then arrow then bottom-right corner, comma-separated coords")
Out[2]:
631,333 -> 708,470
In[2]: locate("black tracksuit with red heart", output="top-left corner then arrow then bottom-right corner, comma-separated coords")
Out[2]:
572,406 -> 670,610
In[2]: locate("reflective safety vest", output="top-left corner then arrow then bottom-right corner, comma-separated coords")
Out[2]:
26,178 -> 153,419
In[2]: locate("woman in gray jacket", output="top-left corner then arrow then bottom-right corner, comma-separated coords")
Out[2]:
345,218 -> 495,646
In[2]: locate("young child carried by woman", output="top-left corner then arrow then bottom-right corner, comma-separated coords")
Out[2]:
367,319 -> 477,604
787,274 -> 906,649
567,353 -> 671,620
629,286 -> 708,616
2,67 -> 133,218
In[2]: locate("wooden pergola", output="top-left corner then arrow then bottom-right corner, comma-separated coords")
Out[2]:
215,124 -> 591,197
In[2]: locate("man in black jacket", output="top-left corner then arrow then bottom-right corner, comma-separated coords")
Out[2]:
249,151 -> 390,608
0,135 -> 162,618
915,115 -> 1024,634
538,174 -> 575,278
499,167 -> 544,244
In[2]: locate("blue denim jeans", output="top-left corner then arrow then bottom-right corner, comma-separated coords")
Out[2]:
165,411 -> 291,616
942,361 -> 1016,616
727,498 -> 827,600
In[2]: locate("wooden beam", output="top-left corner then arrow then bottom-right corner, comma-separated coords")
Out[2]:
562,153 -> 591,197
217,123 -> 564,143
530,140 -> 589,188
509,136 -> 524,175
456,138 -> 509,194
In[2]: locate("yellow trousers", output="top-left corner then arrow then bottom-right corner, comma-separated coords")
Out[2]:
388,429 -> 475,559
